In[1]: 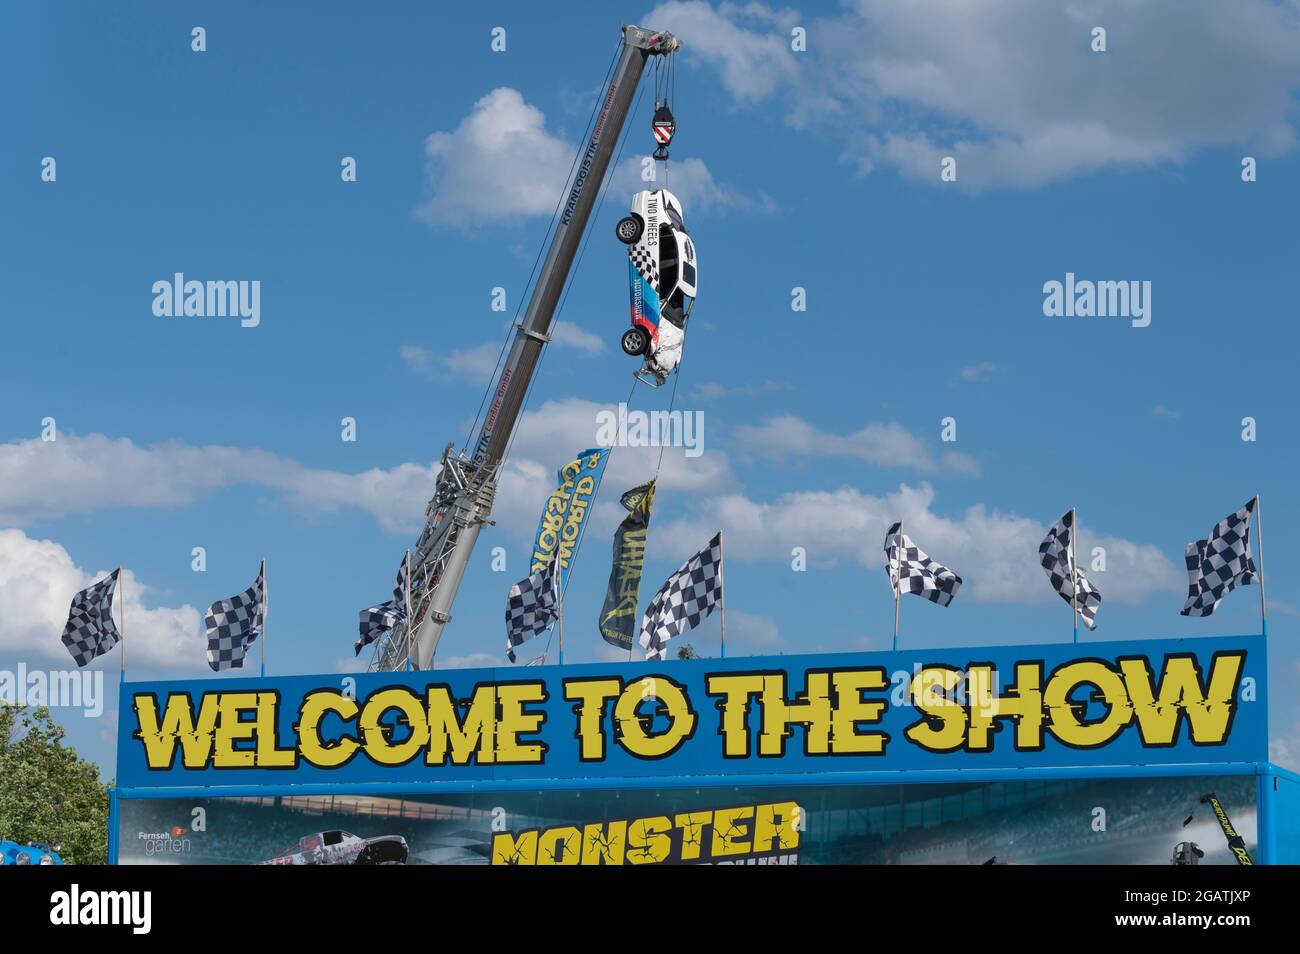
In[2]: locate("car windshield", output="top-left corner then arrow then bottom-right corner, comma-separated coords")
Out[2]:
664,205 -> 684,231
285,834 -> 321,855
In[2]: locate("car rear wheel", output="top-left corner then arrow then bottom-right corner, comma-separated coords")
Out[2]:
615,215 -> 644,244
621,326 -> 649,356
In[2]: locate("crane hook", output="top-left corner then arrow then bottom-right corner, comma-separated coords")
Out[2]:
652,102 -> 675,161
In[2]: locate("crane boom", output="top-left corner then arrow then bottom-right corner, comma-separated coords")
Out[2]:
373,24 -> 679,671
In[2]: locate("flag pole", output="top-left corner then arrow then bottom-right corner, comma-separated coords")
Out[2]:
260,558 -> 267,677
718,531 -> 727,659
1070,509 -> 1079,644
892,520 -> 902,652
119,568 -> 126,683
405,551 -> 414,672
1255,495 -> 1268,638
558,563 -> 565,667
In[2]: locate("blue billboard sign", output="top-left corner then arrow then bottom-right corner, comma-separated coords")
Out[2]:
116,636 -> 1267,790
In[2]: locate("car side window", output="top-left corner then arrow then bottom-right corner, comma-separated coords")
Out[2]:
658,224 -> 678,296
324,831 -> 344,846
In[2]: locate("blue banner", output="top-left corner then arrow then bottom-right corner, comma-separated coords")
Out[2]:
117,636 -> 1267,790
529,447 -> 609,591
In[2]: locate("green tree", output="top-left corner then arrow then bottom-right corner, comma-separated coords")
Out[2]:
676,643 -> 700,660
0,706 -> 108,864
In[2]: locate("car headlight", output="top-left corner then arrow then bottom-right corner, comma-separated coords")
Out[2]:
15,853 -> 31,865
40,853 -> 54,865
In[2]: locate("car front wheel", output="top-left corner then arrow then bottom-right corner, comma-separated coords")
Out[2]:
615,215 -> 644,244
621,326 -> 649,356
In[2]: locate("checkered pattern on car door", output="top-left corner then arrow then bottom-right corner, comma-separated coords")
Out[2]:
629,240 -> 659,289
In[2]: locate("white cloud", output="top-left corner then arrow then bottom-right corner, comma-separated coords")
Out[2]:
733,415 -> 979,477
0,433 -> 434,534
417,85 -> 751,227
646,1 -> 803,102
417,87 -> 576,226
612,155 -> 772,214
0,434 -> 274,525
610,609 -> 777,660
0,396 -> 730,546
594,643 -> 638,663
727,609 -> 781,651
655,481 -> 1180,604
0,528 -> 202,671
550,321 -> 605,354
491,397 -> 735,546
335,650 -> 506,673
275,460 -> 437,533
693,379 -> 792,400
956,362 -> 1004,384
1,402 -> 718,581
1271,720 -> 1300,772
648,0 -> 1300,188
400,344 -> 434,375
442,341 -> 504,383
437,321 -> 603,384
437,652 -> 506,670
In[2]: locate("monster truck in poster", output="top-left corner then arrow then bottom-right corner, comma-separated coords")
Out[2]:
261,829 -> 408,865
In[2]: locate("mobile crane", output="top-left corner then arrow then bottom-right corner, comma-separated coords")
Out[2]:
371,24 -> 680,671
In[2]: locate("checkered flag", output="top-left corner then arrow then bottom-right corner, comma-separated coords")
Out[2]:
205,563 -> 265,671
505,559 -> 559,663
1039,511 -> 1101,629
61,569 -> 121,667
629,242 -> 659,290
640,532 -> 723,661
356,555 -> 410,655
884,523 -> 962,607
1181,500 -> 1258,617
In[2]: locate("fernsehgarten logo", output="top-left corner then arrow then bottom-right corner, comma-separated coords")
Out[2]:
137,829 -> 192,857
49,885 -> 151,934
151,273 -> 261,327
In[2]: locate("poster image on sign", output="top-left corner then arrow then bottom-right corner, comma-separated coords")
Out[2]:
117,774 -> 1255,866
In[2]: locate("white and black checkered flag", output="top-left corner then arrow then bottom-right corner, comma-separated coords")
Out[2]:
505,559 -> 559,663
640,532 -> 723,661
1181,499 -> 1258,617
1039,511 -> 1101,629
884,523 -> 962,607
61,569 -> 121,667
205,563 -> 265,671
356,555 -> 410,655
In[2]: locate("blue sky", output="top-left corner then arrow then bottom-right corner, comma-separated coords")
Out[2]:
3,0 -> 1300,777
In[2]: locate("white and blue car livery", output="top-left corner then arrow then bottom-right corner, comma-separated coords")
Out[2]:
615,189 -> 697,386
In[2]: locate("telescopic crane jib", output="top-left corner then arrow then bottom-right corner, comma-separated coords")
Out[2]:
371,24 -> 680,671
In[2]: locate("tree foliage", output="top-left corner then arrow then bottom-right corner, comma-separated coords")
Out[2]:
0,706 -> 108,864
